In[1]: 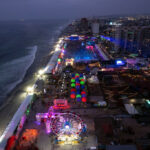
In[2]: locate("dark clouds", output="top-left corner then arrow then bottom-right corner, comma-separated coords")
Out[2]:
0,0 -> 150,20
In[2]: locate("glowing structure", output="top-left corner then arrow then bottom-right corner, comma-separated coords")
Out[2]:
26,86 -> 34,95
116,60 -> 126,66
53,99 -> 70,110
70,73 -> 87,102
36,105 -> 84,145
65,58 -> 74,66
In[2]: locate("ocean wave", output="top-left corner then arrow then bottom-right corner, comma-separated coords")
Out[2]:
0,46 -> 37,101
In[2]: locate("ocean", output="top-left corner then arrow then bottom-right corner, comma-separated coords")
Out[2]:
0,19 -> 68,105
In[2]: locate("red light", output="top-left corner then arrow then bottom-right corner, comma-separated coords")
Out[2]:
81,91 -> 86,94
76,83 -> 80,86
82,97 -> 87,102
70,94 -> 76,99
75,76 -> 79,78
71,88 -> 76,92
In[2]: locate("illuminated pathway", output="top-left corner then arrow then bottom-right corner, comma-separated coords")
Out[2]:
95,44 -> 110,61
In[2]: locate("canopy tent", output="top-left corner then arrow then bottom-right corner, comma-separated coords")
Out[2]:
90,67 -> 99,75
124,104 -> 139,115
45,51 -> 61,74
87,75 -> 99,84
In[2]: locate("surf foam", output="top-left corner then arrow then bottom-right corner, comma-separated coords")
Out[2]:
0,46 -> 37,103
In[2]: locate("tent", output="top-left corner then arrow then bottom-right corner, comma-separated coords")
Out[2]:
124,104 -> 139,115
88,75 -> 99,84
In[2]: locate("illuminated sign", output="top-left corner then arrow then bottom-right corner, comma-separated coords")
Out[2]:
53,99 -> 70,109
116,60 -> 125,66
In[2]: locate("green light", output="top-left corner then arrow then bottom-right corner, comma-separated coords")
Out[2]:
58,58 -> 61,62
146,100 -> 150,105
71,83 -> 76,87
71,79 -> 75,83
76,94 -> 81,98
80,81 -> 85,85
26,109 -> 30,115
75,73 -> 79,76
80,77 -> 84,80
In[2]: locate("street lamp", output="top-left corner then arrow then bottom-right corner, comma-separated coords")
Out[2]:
26,86 -> 34,94
38,69 -> 44,76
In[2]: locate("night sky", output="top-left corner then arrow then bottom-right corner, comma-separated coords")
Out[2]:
0,0 -> 150,20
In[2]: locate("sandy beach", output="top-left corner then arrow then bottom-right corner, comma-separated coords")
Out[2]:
0,51 -> 53,136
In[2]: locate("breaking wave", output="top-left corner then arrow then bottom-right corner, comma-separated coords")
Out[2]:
0,46 -> 37,103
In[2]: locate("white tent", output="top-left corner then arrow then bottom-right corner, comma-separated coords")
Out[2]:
88,75 -> 99,84
45,51 -> 61,74
124,104 -> 139,115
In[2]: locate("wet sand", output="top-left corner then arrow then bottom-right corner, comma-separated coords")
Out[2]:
0,53 -> 52,136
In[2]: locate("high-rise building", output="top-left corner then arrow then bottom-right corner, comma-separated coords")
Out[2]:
91,19 -> 100,35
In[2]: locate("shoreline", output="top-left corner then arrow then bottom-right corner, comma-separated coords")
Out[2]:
0,49 -> 52,109
0,20 -> 69,137
0,49 -> 53,136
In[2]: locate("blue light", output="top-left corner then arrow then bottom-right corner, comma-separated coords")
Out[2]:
69,36 -> 79,40
116,60 -> 125,65
81,42 -> 85,46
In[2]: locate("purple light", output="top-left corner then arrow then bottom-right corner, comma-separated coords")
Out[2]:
62,49 -> 65,53
35,121 -> 41,125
